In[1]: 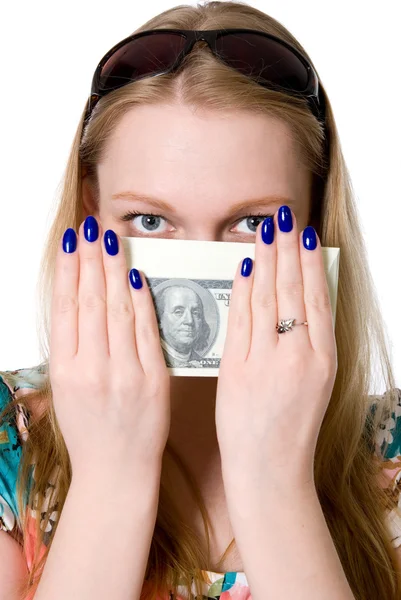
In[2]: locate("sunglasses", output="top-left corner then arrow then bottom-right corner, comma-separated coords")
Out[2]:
84,28 -> 326,127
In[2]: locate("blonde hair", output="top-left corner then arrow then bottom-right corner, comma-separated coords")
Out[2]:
1,1 -> 400,598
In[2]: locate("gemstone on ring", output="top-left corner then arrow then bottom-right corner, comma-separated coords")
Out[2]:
276,318 -> 296,333
276,318 -> 308,334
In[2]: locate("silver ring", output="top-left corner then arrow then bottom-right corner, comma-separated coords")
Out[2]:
276,318 -> 308,334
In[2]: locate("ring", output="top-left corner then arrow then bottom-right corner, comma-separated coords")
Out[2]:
276,318 -> 308,334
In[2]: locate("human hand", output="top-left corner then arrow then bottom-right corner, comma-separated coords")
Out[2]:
49,216 -> 170,477
215,205 -> 337,494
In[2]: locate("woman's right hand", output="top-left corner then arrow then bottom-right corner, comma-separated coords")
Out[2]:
49,216 -> 170,477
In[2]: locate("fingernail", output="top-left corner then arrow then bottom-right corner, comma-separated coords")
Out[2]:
62,228 -> 77,253
303,226 -> 317,250
261,216 -> 274,244
129,268 -> 143,289
84,215 -> 99,242
278,205 -> 293,232
241,257 -> 253,277
104,229 -> 119,255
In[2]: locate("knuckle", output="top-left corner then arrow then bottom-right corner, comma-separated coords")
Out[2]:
49,362 -> 69,386
81,292 -> 106,311
80,252 -> 98,263
136,321 -> 158,345
84,367 -> 109,393
279,280 -> 304,298
103,260 -> 114,275
305,288 -> 331,312
231,311 -> 248,331
103,260 -> 124,275
253,290 -> 277,310
280,236 -> 298,252
59,260 -> 76,276
285,352 -> 305,371
54,294 -> 77,314
50,359 -> 109,395
112,370 -> 140,396
107,298 -> 134,322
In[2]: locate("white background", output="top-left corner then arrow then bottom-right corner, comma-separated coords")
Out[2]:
1,1 -> 400,387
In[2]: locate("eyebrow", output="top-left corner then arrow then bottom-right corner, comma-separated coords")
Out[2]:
111,191 -> 295,213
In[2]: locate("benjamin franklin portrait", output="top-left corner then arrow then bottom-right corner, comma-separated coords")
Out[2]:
153,283 -> 212,368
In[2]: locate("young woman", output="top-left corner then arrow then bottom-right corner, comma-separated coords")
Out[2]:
1,2 -> 400,599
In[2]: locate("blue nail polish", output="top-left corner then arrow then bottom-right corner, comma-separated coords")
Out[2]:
129,268 -> 143,290
241,257 -> 253,277
104,230 -> 119,255
278,205 -> 293,232
303,226 -> 317,250
62,228 -> 77,253
261,216 -> 274,244
84,215 -> 99,242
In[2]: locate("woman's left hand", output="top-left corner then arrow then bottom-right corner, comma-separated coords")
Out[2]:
215,204 -> 338,496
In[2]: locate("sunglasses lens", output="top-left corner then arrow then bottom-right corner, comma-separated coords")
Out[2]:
215,32 -> 309,93
98,33 -> 188,91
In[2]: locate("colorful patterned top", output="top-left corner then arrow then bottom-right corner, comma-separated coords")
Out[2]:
1,363 -> 401,600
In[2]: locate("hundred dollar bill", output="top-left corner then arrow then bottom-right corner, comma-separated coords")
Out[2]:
146,277 -> 230,371
121,237 -> 340,377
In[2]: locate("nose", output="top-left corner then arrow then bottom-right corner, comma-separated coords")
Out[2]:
182,308 -> 194,324
178,225 -> 224,242
185,233 -> 219,242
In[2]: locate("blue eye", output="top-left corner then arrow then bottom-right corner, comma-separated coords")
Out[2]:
120,210 -> 274,236
234,214 -> 273,234
121,211 -> 169,234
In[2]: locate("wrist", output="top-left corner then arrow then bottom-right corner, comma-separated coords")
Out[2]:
224,471 -> 317,518
72,458 -> 162,493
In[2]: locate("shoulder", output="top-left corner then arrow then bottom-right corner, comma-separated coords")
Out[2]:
0,362 -> 49,401
0,363 -> 48,538
368,387 -> 401,459
368,387 -> 401,549
0,362 -> 49,423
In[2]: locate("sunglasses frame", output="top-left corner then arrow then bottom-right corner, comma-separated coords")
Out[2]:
84,28 -> 326,126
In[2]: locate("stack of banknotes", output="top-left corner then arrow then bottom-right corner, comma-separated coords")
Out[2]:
121,237 -> 340,377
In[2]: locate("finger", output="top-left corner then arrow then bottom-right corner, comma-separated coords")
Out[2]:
77,218 -> 109,360
299,227 -> 336,356
100,227 -> 140,369
221,257 -> 254,364
50,227 -> 79,363
127,270 -> 168,375
249,216 -> 278,356
276,206 -> 310,349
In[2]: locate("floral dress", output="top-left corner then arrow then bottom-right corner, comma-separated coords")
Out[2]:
1,363 -> 401,599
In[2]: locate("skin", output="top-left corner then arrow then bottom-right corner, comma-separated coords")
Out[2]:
81,103 -> 314,571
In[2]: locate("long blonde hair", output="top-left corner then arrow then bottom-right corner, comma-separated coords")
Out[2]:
1,2 -> 400,598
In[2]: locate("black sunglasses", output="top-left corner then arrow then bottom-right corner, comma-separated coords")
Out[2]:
84,28 -> 326,127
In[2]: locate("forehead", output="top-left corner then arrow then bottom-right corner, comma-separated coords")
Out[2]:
99,103 -> 310,214
165,287 -> 199,304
